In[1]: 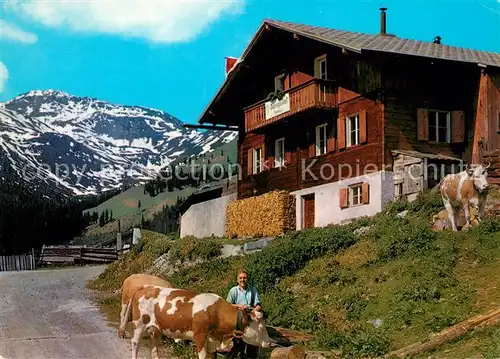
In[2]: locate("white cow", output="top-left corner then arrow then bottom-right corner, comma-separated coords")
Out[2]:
439,163 -> 491,231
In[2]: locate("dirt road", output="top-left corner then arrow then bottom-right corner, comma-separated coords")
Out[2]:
0,265 -> 144,359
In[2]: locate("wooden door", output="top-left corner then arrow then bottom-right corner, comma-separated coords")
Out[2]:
303,194 -> 315,229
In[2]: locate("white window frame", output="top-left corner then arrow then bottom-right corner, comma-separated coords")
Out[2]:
274,73 -> 285,92
428,110 -> 451,143
253,147 -> 262,174
346,114 -> 360,147
315,123 -> 327,156
274,137 -> 285,168
314,55 -> 327,80
349,184 -> 363,206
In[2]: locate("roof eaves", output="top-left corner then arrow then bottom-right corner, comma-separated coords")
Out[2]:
197,19 -> 368,125
198,20 -> 270,125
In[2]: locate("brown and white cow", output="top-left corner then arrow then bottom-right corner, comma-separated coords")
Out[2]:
118,274 -> 173,339
440,163 -> 491,231
119,285 -> 274,359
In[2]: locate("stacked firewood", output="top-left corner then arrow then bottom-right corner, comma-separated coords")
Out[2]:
226,190 -> 296,238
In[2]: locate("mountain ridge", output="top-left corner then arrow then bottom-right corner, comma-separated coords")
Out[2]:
0,89 -> 237,198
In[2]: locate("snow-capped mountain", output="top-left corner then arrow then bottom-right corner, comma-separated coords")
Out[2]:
0,90 -> 237,197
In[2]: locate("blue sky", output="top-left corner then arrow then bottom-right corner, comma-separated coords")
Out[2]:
1,0 -> 499,125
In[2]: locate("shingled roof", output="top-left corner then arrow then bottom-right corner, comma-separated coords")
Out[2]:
266,19 -> 500,68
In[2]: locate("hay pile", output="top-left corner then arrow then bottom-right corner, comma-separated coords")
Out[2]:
226,190 -> 296,238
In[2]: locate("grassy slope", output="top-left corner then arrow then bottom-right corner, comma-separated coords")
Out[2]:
83,183 -> 197,219
83,138 -> 238,220
89,189 -> 500,359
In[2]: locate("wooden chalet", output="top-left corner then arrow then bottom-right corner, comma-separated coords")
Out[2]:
193,8 -> 500,230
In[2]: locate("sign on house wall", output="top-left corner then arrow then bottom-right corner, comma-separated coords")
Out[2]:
265,93 -> 290,120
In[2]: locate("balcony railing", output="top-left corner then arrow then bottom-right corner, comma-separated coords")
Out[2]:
244,79 -> 338,132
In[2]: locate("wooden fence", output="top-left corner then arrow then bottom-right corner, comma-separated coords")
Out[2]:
37,245 -> 118,266
0,252 -> 37,272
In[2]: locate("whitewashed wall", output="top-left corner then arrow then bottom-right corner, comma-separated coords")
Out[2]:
292,171 -> 395,230
180,194 -> 237,238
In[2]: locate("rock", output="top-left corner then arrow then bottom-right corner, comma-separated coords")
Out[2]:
432,207 -> 479,231
397,210 -> 408,219
243,238 -> 272,252
368,318 -> 384,328
353,226 -> 373,236
270,345 -> 306,359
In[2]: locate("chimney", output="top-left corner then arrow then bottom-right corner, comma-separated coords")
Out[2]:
225,57 -> 238,76
380,7 -> 387,35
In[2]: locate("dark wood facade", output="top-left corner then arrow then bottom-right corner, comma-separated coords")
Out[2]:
198,21 -> 500,200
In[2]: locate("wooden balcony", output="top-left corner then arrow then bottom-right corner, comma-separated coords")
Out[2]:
244,79 -> 338,132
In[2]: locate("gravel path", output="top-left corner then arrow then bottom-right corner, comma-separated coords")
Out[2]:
0,265 -> 146,359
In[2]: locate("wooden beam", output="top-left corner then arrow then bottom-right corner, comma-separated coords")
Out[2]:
183,124 -> 238,131
385,307 -> 500,358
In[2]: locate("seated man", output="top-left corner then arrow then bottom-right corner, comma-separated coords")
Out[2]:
226,268 -> 262,359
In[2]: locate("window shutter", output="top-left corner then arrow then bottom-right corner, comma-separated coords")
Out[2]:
359,110 -> 367,144
417,108 -> 429,141
266,156 -> 274,170
451,111 -> 465,143
327,137 -> 335,152
327,121 -> 336,152
337,117 -> 346,150
339,188 -> 348,208
247,148 -> 253,175
309,143 -> 316,158
362,182 -> 370,204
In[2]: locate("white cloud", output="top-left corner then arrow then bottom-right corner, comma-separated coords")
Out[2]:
6,0 -> 245,44
0,62 -> 8,93
0,20 -> 38,44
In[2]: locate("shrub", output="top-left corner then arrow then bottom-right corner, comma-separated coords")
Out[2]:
168,236 -> 222,264
373,216 -> 438,262
311,326 -> 392,357
407,189 -> 444,218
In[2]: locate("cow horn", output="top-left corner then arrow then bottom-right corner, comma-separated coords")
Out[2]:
485,162 -> 491,169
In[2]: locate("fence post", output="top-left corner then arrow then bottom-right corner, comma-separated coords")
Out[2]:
117,232 -> 122,252
31,248 -> 36,270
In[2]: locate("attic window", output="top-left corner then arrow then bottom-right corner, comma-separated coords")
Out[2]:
274,73 -> 285,91
314,55 -> 327,80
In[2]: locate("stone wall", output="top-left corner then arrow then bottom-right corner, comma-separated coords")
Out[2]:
180,193 -> 237,238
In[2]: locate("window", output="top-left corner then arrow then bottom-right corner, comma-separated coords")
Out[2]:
316,124 -> 327,156
274,73 -> 285,92
314,55 -> 327,79
275,138 -> 285,167
428,110 -> 450,143
350,184 -> 363,206
346,114 -> 360,147
395,183 -> 403,199
253,147 -> 262,174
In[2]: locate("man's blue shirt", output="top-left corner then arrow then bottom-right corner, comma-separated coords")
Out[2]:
226,285 -> 260,307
